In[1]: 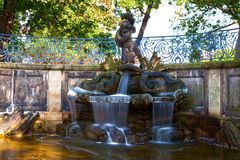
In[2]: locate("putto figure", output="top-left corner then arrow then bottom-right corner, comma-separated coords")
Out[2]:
115,13 -> 144,69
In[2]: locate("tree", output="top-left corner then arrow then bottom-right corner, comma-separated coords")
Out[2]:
0,0 -> 118,63
25,0 -> 118,38
0,0 -> 118,38
0,0 -> 15,34
171,0 -> 240,59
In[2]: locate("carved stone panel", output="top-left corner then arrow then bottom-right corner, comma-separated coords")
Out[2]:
176,69 -> 206,113
0,70 -> 48,112
62,71 -> 98,111
181,77 -> 205,107
225,75 -> 240,116
14,70 -> 48,111
228,76 -> 240,108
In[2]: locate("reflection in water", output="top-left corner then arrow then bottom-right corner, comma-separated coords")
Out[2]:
0,136 -> 239,160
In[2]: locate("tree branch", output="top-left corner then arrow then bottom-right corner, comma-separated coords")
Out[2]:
135,3 -> 153,46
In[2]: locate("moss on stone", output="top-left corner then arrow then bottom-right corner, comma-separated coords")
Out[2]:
0,62 -> 102,71
0,59 -> 239,71
165,60 -> 240,70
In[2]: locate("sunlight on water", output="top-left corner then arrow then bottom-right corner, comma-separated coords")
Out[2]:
0,136 -> 239,160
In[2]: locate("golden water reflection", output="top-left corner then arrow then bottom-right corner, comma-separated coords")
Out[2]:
0,136 -> 239,160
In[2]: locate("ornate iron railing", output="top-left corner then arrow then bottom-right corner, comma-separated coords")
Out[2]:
139,28 -> 239,63
0,28 -> 239,64
0,35 -> 119,64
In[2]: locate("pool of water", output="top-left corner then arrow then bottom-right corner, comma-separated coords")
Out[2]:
0,136 -> 239,160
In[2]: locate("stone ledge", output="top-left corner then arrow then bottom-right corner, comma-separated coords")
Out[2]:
165,60 -> 240,70
0,62 -> 102,71
1,60 -> 240,71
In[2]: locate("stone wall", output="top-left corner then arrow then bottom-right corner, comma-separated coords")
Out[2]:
167,61 -> 240,117
0,61 -> 240,133
0,69 -> 48,112
0,63 -> 101,133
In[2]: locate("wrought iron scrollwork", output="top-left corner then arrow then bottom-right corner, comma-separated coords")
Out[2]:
0,28 -> 239,64
138,28 -> 239,63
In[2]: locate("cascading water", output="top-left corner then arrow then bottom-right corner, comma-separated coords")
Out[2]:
152,97 -> 175,142
68,99 -> 77,123
91,95 -> 129,127
90,71 -> 130,144
117,72 -> 129,94
66,89 -> 81,137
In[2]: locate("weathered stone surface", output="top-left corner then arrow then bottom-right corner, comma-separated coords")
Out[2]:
66,122 -> 81,137
39,112 -> 63,133
220,118 -> 240,148
130,94 -> 152,110
48,71 -> 62,112
0,62 -> 102,71
140,71 -> 186,95
0,109 -> 39,136
0,70 -> 48,112
174,113 -> 222,142
56,118 -> 71,136
208,69 -> 221,116
80,72 -> 120,95
84,123 -> 107,142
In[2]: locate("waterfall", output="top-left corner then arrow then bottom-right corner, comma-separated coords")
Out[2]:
116,127 -> 129,145
66,91 -> 81,137
152,98 -> 175,142
90,95 -> 130,128
90,71 -> 130,144
68,99 -> 77,123
117,71 -> 129,94
103,128 -> 113,143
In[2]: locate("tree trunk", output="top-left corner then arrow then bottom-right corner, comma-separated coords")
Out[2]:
0,0 -> 15,61
0,0 -> 14,34
135,4 -> 153,47
234,23 -> 240,59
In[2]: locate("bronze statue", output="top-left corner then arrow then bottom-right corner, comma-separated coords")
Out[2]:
115,13 -> 144,69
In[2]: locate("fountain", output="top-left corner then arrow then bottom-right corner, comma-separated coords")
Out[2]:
66,13 -> 188,144
89,71 -> 131,144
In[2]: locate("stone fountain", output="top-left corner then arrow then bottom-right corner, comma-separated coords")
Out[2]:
67,13 -> 188,144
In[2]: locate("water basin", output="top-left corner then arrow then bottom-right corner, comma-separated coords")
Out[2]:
0,136 -> 239,160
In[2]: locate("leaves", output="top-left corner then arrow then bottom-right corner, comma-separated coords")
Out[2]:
171,0 -> 240,34
0,0 -> 118,38
142,51 -> 166,71
100,53 -> 121,71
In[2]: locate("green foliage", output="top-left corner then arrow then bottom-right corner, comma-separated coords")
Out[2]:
171,0 -> 240,34
170,0 -> 240,61
0,0 -> 3,12
115,0 -> 161,19
142,51 -> 166,71
2,0 -> 118,38
210,49 -> 234,62
100,53 -> 121,71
